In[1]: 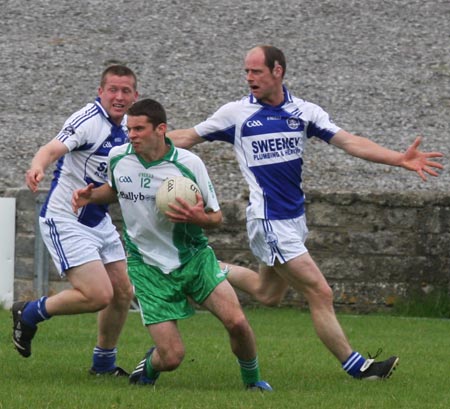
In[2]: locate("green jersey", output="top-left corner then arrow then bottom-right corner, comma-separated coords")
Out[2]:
107,138 -> 220,273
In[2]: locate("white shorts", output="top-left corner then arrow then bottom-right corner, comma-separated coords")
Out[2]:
39,215 -> 126,277
246,215 -> 309,266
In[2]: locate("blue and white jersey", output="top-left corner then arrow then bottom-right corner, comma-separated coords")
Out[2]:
194,87 -> 340,221
40,98 -> 128,227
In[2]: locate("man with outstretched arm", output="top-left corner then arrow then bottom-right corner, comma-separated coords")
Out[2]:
168,45 -> 444,380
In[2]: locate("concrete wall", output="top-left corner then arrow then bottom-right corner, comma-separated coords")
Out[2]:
4,188 -> 450,312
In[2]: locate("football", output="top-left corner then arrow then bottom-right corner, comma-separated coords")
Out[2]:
155,176 -> 201,214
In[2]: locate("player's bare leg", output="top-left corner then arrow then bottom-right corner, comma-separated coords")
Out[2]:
221,256 -> 398,378
220,262 -> 289,306
202,280 -> 272,390
12,261 -> 114,358
130,321 -> 184,385
271,253 -> 352,362
43,260 -> 132,375
45,261 -> 116,315
97,260 -> 132,349
12,260 -> 131,372
203,280 -> 257,359
273,253 -> 398,378
148,321 -> 185,371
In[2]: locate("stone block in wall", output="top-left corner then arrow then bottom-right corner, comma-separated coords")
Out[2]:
15,233 -> 35,258
15,257 -> 34,280
14,279 -> 35,301
306,230 -> 351,253
16,209 -> 36,234
347,230 -> 417,255
220,200 -> 247,225
4,188 -> 36,211
208,231 -> 249,250
407,195 -> 450,235
39,256 -> 62,281
307,197 -> 428,236
15,255 -> 54,281
317,254 -> 437,283
385,207 -> 423,231
13,277 -> 70,301
309,236 -> 420,279
418,232 -> 450,256
313,254 -> 366,281
332,281 -> 408,310
307,200 -> 385,230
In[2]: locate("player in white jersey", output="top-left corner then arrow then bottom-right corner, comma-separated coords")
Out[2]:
72,98 -> 272,391
168,45 -> 444,381
109,143 -> 219,273
12,65 -> 137,376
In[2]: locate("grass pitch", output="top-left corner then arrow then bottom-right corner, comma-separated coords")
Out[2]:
1,307 -> 449,409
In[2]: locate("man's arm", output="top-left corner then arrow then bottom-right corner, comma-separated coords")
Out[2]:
26,139 -> 69,192
167,128 -> 204,149
330,130 -> 444,181
72,183 -> 118,214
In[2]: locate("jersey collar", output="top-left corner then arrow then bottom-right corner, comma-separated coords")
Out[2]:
129,137 -> 177,168
94,97 -> 127,127
163,137 -> 177,162
249,85 -> 293,107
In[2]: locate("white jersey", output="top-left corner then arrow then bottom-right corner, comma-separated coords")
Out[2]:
108,139 -> 220,273
194,86 -> 341,221
41,98 -> 129,227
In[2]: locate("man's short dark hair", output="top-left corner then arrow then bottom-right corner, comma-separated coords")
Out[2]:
260,45 -> 286,78
127,98 -> 167,128
100,65 -> 137,90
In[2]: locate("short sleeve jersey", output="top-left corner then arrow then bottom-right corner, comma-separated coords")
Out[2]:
40,99 -> 129,227
108,138 -> 220,274
194,87 -> 341,221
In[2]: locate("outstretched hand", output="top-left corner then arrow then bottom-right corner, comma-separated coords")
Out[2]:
71,183 -> 96,213
401,136 -> 444,181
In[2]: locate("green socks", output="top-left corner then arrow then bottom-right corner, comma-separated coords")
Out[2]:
238,357 -> 261,385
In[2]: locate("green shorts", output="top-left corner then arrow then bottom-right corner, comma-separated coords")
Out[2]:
128,246 -> 227,325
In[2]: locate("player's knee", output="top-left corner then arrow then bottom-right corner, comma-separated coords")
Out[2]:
305,281 -> 334,306
318,282 -> 334,303
110,270 -> 133,303
163,355 -> 183,371
92,291 -> 114,310
225,314 -> 252,338
113,280 -> 134,306
257,292 -> 284,307
159,346 -> 185,371
83,285 -> 114,311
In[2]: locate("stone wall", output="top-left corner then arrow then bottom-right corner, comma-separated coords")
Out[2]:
5,188 -> 450,312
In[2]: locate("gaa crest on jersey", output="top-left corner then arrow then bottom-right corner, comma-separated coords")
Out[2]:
286,117 -> 300,130
265,231 -> 278,248
60,125 -> 76,138
118,176 -> 133,183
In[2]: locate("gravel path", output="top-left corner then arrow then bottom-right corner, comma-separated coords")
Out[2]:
1,0 -> 449,200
